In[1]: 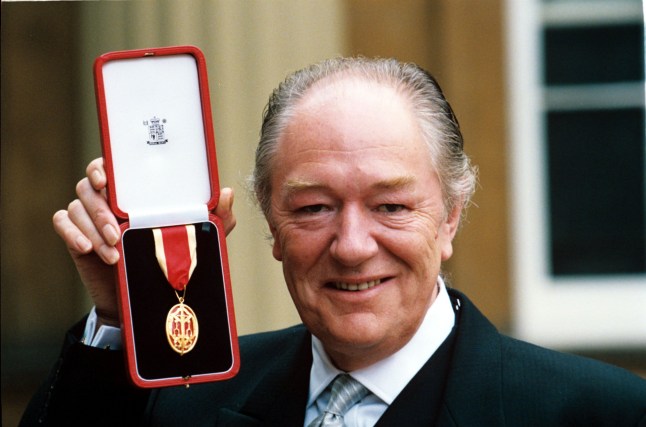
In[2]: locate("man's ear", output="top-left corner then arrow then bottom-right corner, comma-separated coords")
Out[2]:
269,223 -> 283,261
439,204 -> 463,262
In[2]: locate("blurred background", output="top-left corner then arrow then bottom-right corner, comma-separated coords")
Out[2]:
2,1 -> 644,425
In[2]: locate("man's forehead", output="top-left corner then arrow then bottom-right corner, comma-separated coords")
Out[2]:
283,78 -> 420,150
295,74 -> 404,112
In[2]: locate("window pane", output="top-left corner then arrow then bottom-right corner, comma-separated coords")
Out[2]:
544,23 -> 644,85
547,108 -> 645,275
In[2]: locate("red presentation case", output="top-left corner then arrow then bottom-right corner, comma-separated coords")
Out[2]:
94,46 -> 239,388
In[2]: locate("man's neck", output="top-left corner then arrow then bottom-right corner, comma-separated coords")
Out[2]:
322,281 -> 440,371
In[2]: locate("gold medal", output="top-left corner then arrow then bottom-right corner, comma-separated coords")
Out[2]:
153,225 -> 199,355
166,291 -> 199,355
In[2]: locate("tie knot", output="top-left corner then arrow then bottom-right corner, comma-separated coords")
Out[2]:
309,374 -> 370,427
326,374 -> 369,417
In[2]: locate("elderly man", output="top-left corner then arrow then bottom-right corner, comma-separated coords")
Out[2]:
22,57 -> 646,426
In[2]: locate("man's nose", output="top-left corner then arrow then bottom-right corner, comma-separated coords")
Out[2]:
329,205 -> 379,266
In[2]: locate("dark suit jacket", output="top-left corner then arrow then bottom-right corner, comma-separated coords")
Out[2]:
22,289 -> 646,426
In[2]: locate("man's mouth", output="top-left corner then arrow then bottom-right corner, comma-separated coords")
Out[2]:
333,279 -> 381,291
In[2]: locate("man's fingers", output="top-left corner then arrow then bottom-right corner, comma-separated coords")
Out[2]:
74,177 -> 121,265
76,178 -> 120,246
66,199 -> 120,265
53,208 -> 93,254
216,187 -> 237,236
86,157 -> 107,191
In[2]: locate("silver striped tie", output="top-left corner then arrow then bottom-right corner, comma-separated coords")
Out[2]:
309,374 -> 370,427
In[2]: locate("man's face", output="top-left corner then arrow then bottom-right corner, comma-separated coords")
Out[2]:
269,78 -> 461,370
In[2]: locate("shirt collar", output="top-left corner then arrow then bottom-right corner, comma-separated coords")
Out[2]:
307,277 -> 455,406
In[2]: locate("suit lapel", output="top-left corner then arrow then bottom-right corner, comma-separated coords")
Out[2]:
375,325 -> 457,426
374,290 -> 506,427
436,290 -> 506,426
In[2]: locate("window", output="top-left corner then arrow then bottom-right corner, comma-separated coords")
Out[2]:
507,0 -> 646,349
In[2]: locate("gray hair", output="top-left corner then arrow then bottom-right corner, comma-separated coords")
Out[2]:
252,57 -> 477,222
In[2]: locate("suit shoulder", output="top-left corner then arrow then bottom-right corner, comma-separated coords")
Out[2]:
500,335 -> 643,382
446,289 -> 645,424
499,335 -> 646,423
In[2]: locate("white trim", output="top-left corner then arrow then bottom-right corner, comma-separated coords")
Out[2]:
543,82 -> 645,111
542,0 -> 642,27
506,0 -> 646,350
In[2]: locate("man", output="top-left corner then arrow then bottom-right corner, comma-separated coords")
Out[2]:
22,57 -> 646,426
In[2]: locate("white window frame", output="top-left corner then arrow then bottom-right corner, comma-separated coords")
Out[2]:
506,0 -> 646,349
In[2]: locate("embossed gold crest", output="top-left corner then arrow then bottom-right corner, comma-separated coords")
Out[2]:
165,302 -> 199,355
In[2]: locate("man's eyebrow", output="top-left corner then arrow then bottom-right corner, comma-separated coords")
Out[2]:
283,179 -> 327,194
283,175 -> 416,194
371,175 -> 417,191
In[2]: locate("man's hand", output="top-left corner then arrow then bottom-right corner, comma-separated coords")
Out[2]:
52,158 -> 237,329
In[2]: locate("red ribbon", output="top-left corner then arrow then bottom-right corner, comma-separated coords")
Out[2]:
153,225 -> 197,291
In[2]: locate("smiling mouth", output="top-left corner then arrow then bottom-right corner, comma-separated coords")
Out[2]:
333,279 -> 382,291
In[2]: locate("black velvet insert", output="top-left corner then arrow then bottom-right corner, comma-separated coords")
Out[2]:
122,222 -> 233,381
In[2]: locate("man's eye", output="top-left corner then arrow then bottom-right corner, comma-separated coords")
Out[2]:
377,204 -> 405,213
299,204 -> 328,214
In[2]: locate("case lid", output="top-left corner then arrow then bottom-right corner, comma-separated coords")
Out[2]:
94,46 -> 219,229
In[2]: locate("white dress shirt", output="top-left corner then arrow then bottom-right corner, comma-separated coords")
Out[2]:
304,277 -> 455,427
82,307 -> 122,350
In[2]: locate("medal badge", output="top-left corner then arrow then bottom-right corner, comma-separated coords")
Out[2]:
152,225 -> 199,355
